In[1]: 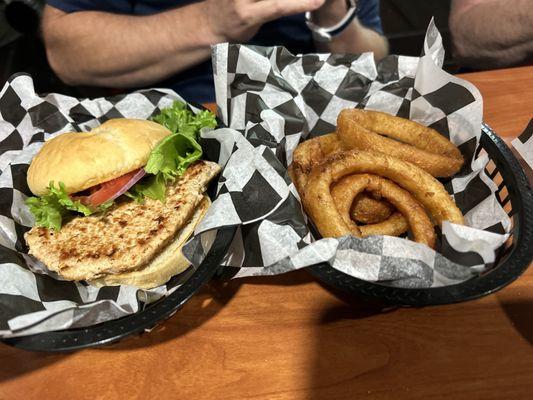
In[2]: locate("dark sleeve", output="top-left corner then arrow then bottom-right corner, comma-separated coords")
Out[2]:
46,0 -> 133,13
357,0 -> 384,35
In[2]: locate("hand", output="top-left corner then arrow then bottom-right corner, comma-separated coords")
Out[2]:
204,0 -> 326,43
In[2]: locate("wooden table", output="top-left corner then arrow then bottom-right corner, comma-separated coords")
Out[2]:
1,67 -> 532,400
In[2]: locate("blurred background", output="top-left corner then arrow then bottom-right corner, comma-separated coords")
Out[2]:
0,0 -> 454,97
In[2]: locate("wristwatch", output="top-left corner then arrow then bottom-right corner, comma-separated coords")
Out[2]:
305,0 -> 358,42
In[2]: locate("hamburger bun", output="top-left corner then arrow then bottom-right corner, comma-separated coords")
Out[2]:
27,118 -> 171,196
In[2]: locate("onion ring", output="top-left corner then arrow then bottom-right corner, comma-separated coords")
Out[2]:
290,133 -> 344,194
290,133 -> 394,223
337,109 -> 464,177
359,212 -> 409,237
303,150 -> 463,241
350,194 -> 394,224
331,174 -> 435,247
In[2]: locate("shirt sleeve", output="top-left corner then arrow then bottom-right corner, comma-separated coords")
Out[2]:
45,0 -> 133,13
357,0 -> 384,35
46,0 -> 91,13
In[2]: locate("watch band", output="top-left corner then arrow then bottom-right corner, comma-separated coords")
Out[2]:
305,0 -> 358,42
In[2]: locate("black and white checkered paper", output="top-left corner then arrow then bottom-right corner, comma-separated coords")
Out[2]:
512,119 -> 533,172
0,75 -> 206,338
183,20 -> 511,287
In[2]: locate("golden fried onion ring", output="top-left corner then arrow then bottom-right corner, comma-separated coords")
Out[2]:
337,109 -> 464,177
358,212 -> 409,237
290,133 -> 395,223
304,150 -> 464,241
290,133 -> 344,194
350,194 -> 394,224
331,174 -> 435,247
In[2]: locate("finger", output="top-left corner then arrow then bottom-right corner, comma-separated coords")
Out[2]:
248,0 -> 325,24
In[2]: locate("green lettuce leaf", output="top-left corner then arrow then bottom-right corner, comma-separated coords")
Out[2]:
126,174 -> 166,203
129,101 -> 215,201
25,182 -> 110,230
151,101 -> 217,138
25,196 -> 64,232
145,133 -> 203,181
128,133 -> 202,201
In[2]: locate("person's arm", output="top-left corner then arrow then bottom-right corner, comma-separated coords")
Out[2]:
449,0 -> 533,69
311,0 -> 388,60
41,0 -> 325,88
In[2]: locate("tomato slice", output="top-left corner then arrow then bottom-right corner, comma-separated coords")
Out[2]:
75,168 -> 143,207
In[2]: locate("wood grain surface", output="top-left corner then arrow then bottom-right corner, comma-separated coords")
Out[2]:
1,66 -> 532,400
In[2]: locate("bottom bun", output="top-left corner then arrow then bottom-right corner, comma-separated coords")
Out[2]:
89,196 -> 211,289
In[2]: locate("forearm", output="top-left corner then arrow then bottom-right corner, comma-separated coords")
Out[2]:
42,4 -> 215,88
312,0 -> 388,60
43,0 -> 327,88
450,0 -> 533,68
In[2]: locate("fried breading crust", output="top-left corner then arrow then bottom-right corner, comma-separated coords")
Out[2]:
337,109 -> 464,177
289,133 -> 393,223
331,174 -> 435,248
303,150 -> 464,238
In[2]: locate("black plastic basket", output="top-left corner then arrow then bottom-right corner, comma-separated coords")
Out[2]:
1,227 -> 236,352
308,123 -> 533,306
0,102 -> 238,352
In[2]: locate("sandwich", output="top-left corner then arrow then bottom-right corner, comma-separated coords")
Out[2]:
24,101 -> 220,289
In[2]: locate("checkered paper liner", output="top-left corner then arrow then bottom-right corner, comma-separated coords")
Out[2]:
182,20 -> 511,287
511,119 -> 533,172
0,76 -> 210,338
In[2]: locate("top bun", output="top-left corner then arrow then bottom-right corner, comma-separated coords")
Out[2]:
27,119 -> 171,196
